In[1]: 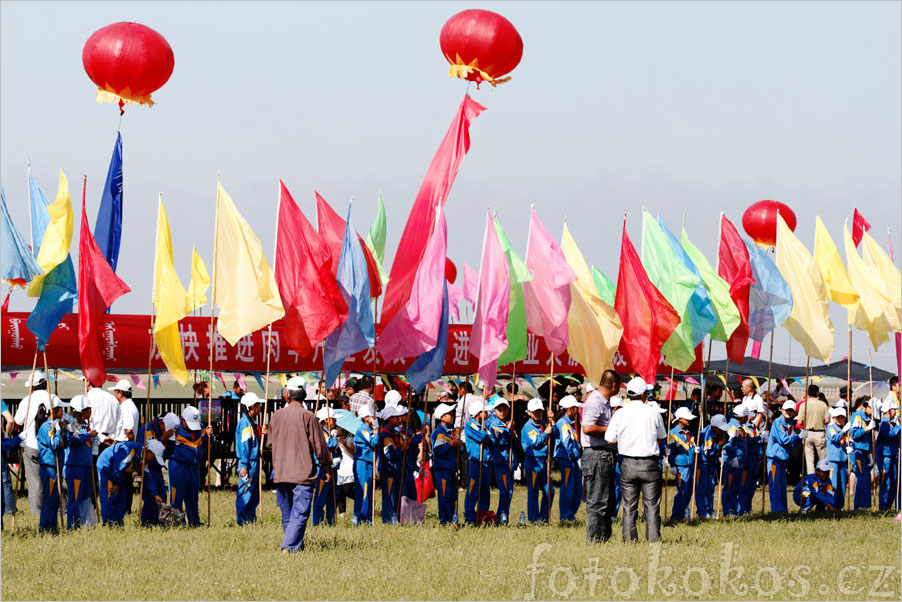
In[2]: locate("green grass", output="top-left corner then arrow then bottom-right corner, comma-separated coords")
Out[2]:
1,484 -> 899,601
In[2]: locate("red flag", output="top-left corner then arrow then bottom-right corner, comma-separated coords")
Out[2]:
315,192 -> 382,299
851,208 -> 871,247
78,176 -> 130,386
381,94 -> 485,327
614,221 -> 680,382
275,181 -> 348,356
717,214 -> 754,364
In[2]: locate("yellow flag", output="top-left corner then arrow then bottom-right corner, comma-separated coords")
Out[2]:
153,197 -> 189,385
860,232 -> 902,333
813,216 -> 858,307
560,222 -> 623,385
213,182 -> 284,346
843,223 -> 893,349
775,214 -> 834,361
28,169 -> 73,297
186,246 -> 210,314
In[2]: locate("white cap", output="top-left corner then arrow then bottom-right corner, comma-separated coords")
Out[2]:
357,405 -> 373,419
710,414 -> 729,431
626,377 -> 648,396
559,395 -> 583,409
835,399 -> 848,409
181,406 -> 203,430
316,407 -> 337,421
648,401 -> 667,414
69,395 -> 90,412
434,402 -> 456,418
815,459 -> 832,472
527,398 -> 545,413
108,379 -> 132,393
585,383 -> 595,393
468,396 -> 487,416
286,376 -> 306,391
829,407 -> 847,418
609,395 -> 623,409
162,412 -> 180,433
733,405 -> 750,418
490,396 -> 510,409
146,439 -> 166,467
379,404 -> 407,420
384,390 -> 403,407
25,371 -> 47,388
881,399 -> 899,413
673,407 -> 696,421
52,397 -> 70,409
240,392 -> 264,408
781,400 -> 797,411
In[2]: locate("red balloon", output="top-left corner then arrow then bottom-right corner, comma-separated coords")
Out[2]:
742,200 -> 797,247
445,258 -> 458,284
83,22 -> 174,107
440,9 -> 523,86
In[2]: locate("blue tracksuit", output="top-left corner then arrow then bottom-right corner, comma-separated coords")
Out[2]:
377,426 -> 404,523
37,420 -> 65,532
1,435 -> 22,529
667,425 -> 696,520
398,424 -> 423,503
721,419 -> 747,516
739,422 -> 761,514
464,418 -> 492,523
553,415 -> 582,521
431,423 -> 458,524
766,415 -> 800,513
875,416 -> 900,510
235,413 -> 261,525
97,442 -> 139,525
521,418 -> 553,522
352,423 -> 377,524
826,420 -> 850,509
849,410 -> 872,509
141,459 -> 166,526
696,424 -> 724,518
312,426 -> 340,526
793,473 -> 835,513
168,424 -> 207,527
485,414 -> 514,522
63,418 -> 95,529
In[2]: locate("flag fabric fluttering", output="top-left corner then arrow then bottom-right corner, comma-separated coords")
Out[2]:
323,204 -> 376,387
152,197 -> 189,384
844,223 -> 894,349
316,192 -> 382,299
814,216 -> 859,307
94,132 -> 124,273
615,220 -> 680,383
1,185 -> 42,286
851,208 -> 871,248
681,222 -> 740,342
743,239 -> 792,342
379,205 -> 447,362
523,208 -> 577,357
364,192 -> 389,287
860,231 -> 902,333
775,213 -> 834,362
717,214 -> 755,363
561,221 -> 622,385
275,181 -> 348,357
185,246 -> 210,314
25,169 -> 78,351
78,177 -> 130,386
406,283 -> 450,393
470,211 -> 511,391
591,267 -> 616,307
462,261 -> 479,309
381,94 -> 485,327
493,215 -> 532,366
212,182 -> 285,346
447,282 -> 464,321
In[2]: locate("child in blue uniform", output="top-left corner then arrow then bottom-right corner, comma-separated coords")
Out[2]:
739,408 -> 761,515
485,395 -> 514,524
848,398 -> 875,509
168,406 -> 213,527
554,395 -> 582,522
876,399 -> 900,510
235,393 -> 265,525
97,440 -> 140,525
64,395 -> 96,529
141,439 -> 167,526
766,401 -> 801,513
825,406 -> 851,509
377,404 -> 407,523
36,398 -> 69,532
793,459 -> 837,513
464,396 -> 493,524
312,406 -> 341,526
430,402 -> 461,524
521,398 -> 553,523
353,406 -> 378,525
721,405 -> 748,516
137,411 -> 179,450
397,410 -> 424,506
667,407 -> 696,521
696,414 -> 728,518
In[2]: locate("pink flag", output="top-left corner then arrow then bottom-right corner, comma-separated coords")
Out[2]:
523,208 -> 577,356
447,282 -> 464,321
233,372 -> 248,392
128,373 -> 147,390
685,376 -> 699,385
462,262 -> 479,308
9,372 -> 17,382
471,211 -> 511,391
750,340 -> 762,359
379,206 -> 447,362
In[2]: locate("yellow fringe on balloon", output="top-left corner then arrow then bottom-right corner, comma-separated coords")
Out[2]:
95,86 -> 155,107
445,54 -> 512,86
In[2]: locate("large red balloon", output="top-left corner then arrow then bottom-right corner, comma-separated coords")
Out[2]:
440,9 -> 523,86
742,200 -> 797,247
83,22 -> 174,107
445,258 -> 457,284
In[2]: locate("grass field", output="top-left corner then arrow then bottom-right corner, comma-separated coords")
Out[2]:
1,484 -> 900,601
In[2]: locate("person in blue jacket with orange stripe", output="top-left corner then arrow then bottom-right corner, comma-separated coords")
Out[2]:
696,414 -> 728,518
667,407 -> 696,521
876,399 -> 900,510
848,397 -> 875,509
64,395 -> 96,529
721,405 -> 748,516
766,401 -> 801,513
141,439 -> 168,526
825,406 -> 851,509
37,398 -> 69,532
485,395 -> 515,524
554,395 -> 583,522
521,398 -> 554,523
430,402 -> 461,524
464,396 -> 493,524
168,406 -> 213,527
378,404 -> 407,523
793,459 -> 837,514
352,405 -> 378,525
235,393 -> 266,525
97,440 -> 140,525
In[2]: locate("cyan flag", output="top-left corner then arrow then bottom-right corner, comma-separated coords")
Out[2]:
95,132 -> 124,272
743,240 -> 792,342
324,205 -> 375,388
407,282 -> 449,393
1,185 -> 42,283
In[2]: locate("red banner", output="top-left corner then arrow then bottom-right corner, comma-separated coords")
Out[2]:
1,312 -> 702,377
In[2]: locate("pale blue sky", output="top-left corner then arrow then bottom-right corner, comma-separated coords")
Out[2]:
2,1 -> 900,369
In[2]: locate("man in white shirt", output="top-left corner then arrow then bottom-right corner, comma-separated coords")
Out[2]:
109,379 -> 140,514
581,370 -> 621,543
605,376 -> 666,543
86,379 -> 121,453
13,371 -> 61,514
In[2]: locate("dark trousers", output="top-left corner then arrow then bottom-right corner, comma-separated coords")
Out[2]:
583,448 -> 615,542
620,456 -> 662,543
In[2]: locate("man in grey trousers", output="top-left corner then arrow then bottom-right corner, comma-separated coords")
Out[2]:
13,371 -> 61,515
605,376 -> 666,543
581,370 -> 621,542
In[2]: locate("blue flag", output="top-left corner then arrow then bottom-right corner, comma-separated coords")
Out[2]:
94,132 -> 124,272
25,172 -> 77,351
1,185 -> 42,284
406,282 -> 449,393
324,205 -> 375,388
658,216 -> 717,347
743,240 -> 792,342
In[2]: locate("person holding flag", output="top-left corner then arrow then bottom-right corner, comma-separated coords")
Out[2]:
235,393 -> 265,525
554,395 -> 583,523
521,398 -> 553,523
485,395 -> 514,525
430,402 -> 461,524
766,401 -> 802,513
667,407 -> 697,521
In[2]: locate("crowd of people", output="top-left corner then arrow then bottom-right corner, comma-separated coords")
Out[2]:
1,367 -> 899,553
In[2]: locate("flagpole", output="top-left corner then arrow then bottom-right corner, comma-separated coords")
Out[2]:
136,305 -> 156,524
664,366 -> 674,520
725,358 -> 731,402
846,324 -> 853,511
803,355 -> 810,475
42,352 -> 65,529
689,336 -> 712,521
84,376 -> 102,523
868,345 -> 876,510
14,349 -> 40,528
371,296 -> 379,525
763,329 -> 774,513
206,173 -> 222,527
546,355 -> 555,521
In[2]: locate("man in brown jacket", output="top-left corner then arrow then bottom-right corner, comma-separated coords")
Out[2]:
268,376 -> 332,553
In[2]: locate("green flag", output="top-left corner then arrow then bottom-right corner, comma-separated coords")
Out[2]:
641,210 -> 698,370
680,221 -> 740,342
591,266 -> 616,306
364,192 -> 389,286
493,215 -> 532,366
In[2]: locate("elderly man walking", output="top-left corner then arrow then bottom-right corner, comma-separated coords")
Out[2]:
605,377 -> 666,543
582,370 -> 621,542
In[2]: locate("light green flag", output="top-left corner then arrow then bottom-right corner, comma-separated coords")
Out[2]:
493,215 -> 532,366
364,192 -> 389,286
680,221 -> 740,342
641,210 -> 698,370
591,266 -> 616,306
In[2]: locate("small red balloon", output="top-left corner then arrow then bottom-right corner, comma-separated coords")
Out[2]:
742,200 -> 796,247
445,258 -> 458,284
440,9 -> 523,86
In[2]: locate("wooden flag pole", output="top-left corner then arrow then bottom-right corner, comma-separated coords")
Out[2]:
372,296 -> 379,525
136,309 -> 155,524
846,325 -> 853,511
664,366 -> 674,520
83,377 -> 102,523
257,323 -> 273,523
546,356 -> 555,520
397,389 -> 413,516
803,356 -> 811,475
763,330 -> 774,513
868,346 -> 876,509
206,173 -> 222,527
42,352 -> 65,529
689,337 -> 713,520
508,367 -> 516,495
725,358 -> 732,402
324,342 -> 338,520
